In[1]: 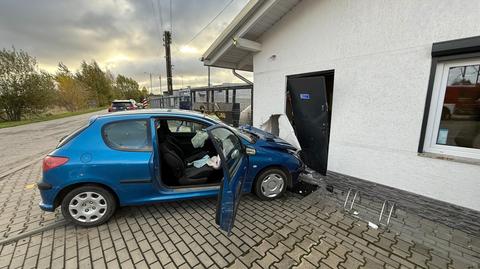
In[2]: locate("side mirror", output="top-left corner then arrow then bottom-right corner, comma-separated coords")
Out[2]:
245,147 -> 256,155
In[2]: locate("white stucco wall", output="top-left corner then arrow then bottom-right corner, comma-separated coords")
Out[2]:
252,0 -> 480,210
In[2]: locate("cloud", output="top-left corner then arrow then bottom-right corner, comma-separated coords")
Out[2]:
0,0 -> 251,94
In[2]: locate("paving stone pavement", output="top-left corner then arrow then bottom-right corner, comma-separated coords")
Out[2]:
0,163 -> 479,268
0,162 -> 63,240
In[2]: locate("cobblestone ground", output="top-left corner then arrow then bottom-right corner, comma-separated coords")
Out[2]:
0,163 -> 479,268
0,162 -> 63,240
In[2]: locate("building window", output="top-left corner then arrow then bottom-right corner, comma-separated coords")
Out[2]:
423,58 -> 480,159
102,120 -> 151,151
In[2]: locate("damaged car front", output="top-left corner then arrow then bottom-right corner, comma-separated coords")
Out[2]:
237,125 -> 305,193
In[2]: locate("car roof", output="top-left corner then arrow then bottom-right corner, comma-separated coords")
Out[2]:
96,109 -> 213,121
112,99 -> 134,102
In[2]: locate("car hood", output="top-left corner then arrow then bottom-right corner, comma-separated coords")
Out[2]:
239,125 -> 297,151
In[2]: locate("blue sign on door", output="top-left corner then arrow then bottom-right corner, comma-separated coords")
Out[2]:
300,93 -> 310,100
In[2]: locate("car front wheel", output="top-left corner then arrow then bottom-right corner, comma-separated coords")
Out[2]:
254,168 -> 287,200
61,185 -> 116,227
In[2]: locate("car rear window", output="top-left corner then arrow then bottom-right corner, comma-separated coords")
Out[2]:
102,120 -> 151,151
112,102 -> 132,107
57,125 -> 89,148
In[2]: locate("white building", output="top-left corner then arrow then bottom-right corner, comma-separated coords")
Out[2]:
202,0 -> 480,211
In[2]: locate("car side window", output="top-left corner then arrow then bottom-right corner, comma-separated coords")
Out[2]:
167,120 -> 207,133
102,120 -> 151,151
209,128 -> 243,180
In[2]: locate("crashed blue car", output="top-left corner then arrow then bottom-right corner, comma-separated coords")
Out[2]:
38,109 -> 303,233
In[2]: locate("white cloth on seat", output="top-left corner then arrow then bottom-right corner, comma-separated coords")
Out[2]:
190,154 -> 221,170
207,155 -> 221,170
191,154 -> 209,168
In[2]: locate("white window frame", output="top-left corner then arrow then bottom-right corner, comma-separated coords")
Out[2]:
423,58 -> 480,159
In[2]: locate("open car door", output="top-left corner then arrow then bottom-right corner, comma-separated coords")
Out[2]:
207,125 -> 248,235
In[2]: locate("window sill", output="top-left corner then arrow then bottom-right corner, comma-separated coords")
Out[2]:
418,152 -> 480,166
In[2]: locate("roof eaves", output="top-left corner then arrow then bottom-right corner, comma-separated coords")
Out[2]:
202,0 -> 264,61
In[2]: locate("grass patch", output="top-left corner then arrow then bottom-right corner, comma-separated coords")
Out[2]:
0,107 -> 106,129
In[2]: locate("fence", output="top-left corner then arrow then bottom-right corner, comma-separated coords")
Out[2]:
150,95 -> 191,110
150,84 -> 253,127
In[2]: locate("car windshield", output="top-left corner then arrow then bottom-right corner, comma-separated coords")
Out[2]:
203,114 -> 256,143
236,128 -> 258,142
112,102 -> 131,107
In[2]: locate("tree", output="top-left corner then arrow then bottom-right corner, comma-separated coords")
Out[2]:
141,87 -> 149,98
0,48 -> 55,121
115,75 -> 142,101
55,63 -> 89,111
75,61 -> 113,106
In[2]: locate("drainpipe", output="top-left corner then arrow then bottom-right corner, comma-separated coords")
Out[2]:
232,69 -> 253,85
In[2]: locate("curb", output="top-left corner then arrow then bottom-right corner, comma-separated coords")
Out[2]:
0,154 -> 46,180
0,220 -> 68,246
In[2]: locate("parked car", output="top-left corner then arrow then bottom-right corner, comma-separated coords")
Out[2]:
108,99 -> 138,112
38,109 -> 304,233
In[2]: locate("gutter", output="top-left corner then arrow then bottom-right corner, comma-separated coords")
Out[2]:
232,69 -> 253,85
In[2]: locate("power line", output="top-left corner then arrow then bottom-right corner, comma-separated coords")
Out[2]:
149,0 -> 164,64
149,0 -> 165,90
150,0 -> 163,47
184,0 -> 235,46
156,0 -> 164,31
169,0 -> 173,33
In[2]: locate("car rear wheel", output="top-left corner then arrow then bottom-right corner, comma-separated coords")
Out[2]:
61,185 -> 116,227
254,168 -> 287,200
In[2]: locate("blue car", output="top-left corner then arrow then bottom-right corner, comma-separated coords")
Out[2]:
38,109 -> 303,233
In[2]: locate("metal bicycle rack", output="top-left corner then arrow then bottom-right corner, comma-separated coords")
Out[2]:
379,200 -> 395,227
343,189 -> 359,212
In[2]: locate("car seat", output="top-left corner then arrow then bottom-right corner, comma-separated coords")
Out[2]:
159,141 -> 213,185
157,120 -> 208,163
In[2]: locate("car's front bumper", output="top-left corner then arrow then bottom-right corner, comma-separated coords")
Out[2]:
290,162 -> 305,186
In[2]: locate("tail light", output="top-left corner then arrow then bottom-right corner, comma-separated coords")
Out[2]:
43,156 -> 69,172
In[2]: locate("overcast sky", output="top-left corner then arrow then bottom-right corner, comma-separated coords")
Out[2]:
0,0 -> 252,94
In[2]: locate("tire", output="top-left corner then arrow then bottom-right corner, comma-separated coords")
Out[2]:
61,185 -> 117,227
254,168 -> 288,200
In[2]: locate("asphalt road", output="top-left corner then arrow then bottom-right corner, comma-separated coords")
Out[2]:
0,110 -> 106,175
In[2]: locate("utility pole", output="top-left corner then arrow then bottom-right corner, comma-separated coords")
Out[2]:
208,66 -> 211,87
163,31 -> 173,95
159,75 -> 162,94
206,66 -> 211,102
149,73 -> 153,94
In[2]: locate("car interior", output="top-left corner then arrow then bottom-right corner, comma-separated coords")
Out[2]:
156,119 -> 223,187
